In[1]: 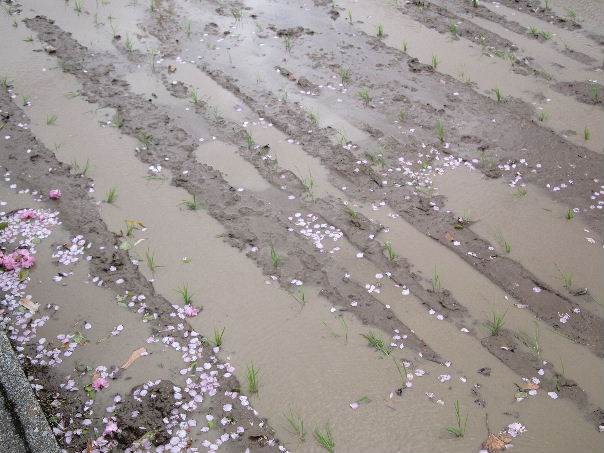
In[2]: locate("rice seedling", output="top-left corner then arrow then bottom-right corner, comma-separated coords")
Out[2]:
284,35 -> 294,53
292,288 -> 307,307
110,22 -> 119,40
181,194 -> 199,210
519,322 -> 541,358
344,205 -> 361,226
540,30 -> 552,40
377,24 -> 385,39
583,127 -> 591,141
177,285 -> 193,304
398,109 -> 406,122
361,332 -> 391,356
190,88 -> 201,105
246,363 -> 260,394
435,120 -> 445,143
358,88 -> 372,106
565,208 -> 575,220
244,130 -> 255,149
149,0 -> 157,12
46,114 -> 58,125
447,400 -> 468,438
486,311 -> 506,336
1,76 -> 11,91
347,10 -> 353,24
125,35 -> 135,53
529,26 -> 540,38
137,130 -> 153,148
513,186 -> 528,198
392,356 -> 410,387
450,21 -> 459,36
74,0 -> 84,14
72,158 -> 92,176
212,327 -> 225,347
431,267 -> 441,292
308,111 -> 319,126
270,245 -> 283,268
339,317 -> 349,344
339,67 -> 351,84
314,424 -> 335,453
365,151 -> 386,168
284,409 -> 306,443
23,35 -> 34,43
543,0 -> 551,10
431,54 -> 440,70
567,9 -> 577,22
493,87 -> 503,102
105,186 -> 118,204
591,83 -> 601,103
184,21 -> 192,38
145,248 -> 161,274
537,110 -> 549,122
232,7 -> 243,21
402,40 -> 408,52
112,112 -> 124,128
124,220 -> 144,237
384,241 -> 399,261
472,0 -> 479,7
302,172 -> 315,200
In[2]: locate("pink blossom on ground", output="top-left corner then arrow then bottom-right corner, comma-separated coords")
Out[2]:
92,376 -> 109,390
183,304 -> 199,317
13,249 -> 36,269
49,189 -> 62,200
19,209 -> 38,221
1,253 -> 18,271
103,421 -> 118,436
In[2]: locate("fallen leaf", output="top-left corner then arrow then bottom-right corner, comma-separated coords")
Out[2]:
121,347 -> 147,369
168,65 -> 177,73
445,231 -> 455,242
19,298 -> 39,313
520,381 -> 539,391
482,432 -> 512,452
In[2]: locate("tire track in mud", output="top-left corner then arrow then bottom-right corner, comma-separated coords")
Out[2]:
0,90 -> 279,451
22,15 -> 442,364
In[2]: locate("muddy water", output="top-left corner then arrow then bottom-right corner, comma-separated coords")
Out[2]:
0,17 -> 485,452
434,167 -> 604,306
353,200 -> 604,408
338,0 -> 604,153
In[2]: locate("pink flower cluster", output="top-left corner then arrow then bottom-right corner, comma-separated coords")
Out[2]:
0,248 -> 36,271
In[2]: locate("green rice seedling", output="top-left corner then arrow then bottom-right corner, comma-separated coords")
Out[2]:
145,248 -> 161,274
112,112 -> 124,128
435,120 -> 445,143
450,21 -> 459,36
344,206 -> 361,226
246,363 -> 260,394
302,172 -> 315,199
493,87 -> 503,102
339,67 -> 351,85
74,0 -> 84,14
284,35 -> 294,53
308,111 -> 319,126
487,311 -> 506,336
292,288 -> 307,307
339,317 -> 349,344
447,400 -> 468,438
244,130 -> 255,149
184,21 -> 192,38
212,327 -> 225,347
537,110 -> 549,122
398,109 -> 406,122
402,40 -> 408,52
432,267 -> 441,292
105,186 -> 118,203
529,26 -> 540,38
513,186 -> 528,198
566,9 -> 577,22
284,409 -> 306,443
584,127 -> 591,141
565,208 -> 575,220
181,194 -> 199,210
472,0 -> 479,7
124,220 -> 144,237
46,114 -> 58,125
431,54 -> 440,70
23,35 -> 34,43
384,241 -> 399,261
149,0 -> 157,12
519,322 -> 541,358
358,88 -> 372,106
72,158 -> 92,176
190,88 -> 201,105
347,9 -> 353,24
110,22 -> 119,40
1,76 -> 11,91
177,285 -> 193,304
543,0 -> 551,10
377,24 -> 385,39
314,424 -> 335,453
137,130 -> 153,148
503,239 -> 512,253
557,266 -> 573,290
540,30 -> 552,40
591,83 -> 601,103
232,7 -> 243,21
392,356 -> 410,387
270,245 -> 283,268
365,151 -> 386,168
125,35 -> 135,53
361,332 -> 391,356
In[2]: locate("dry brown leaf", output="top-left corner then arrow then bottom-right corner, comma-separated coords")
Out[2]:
445,231 -> 455,242
520,381 -> 539,391
482,432 -> 512,452
19,297 -> 39,313
121,347 -> 147,369
168,65 -> 177,73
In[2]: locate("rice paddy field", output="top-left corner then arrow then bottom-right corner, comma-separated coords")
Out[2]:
0,0 -> 603,452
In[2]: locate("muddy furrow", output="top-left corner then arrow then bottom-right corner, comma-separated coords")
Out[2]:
23,15 -> 442,363
0,89 -> 278,451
